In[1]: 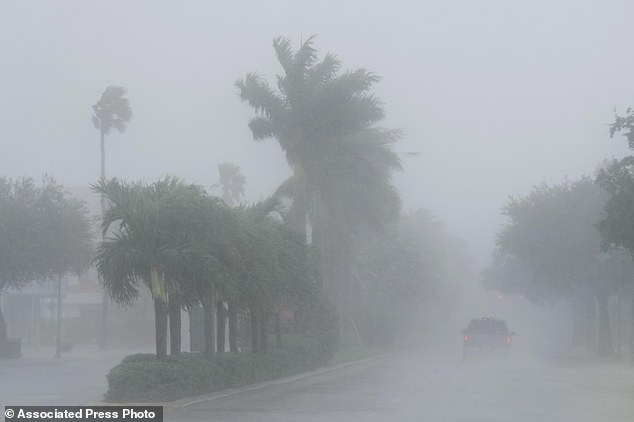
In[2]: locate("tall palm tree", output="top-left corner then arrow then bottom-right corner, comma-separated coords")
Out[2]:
236,37 -> 402,339
92,86 -> 133,183
92,86 -> 132,348
236,36 -> 387,236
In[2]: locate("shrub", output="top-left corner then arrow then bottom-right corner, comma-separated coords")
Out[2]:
105,335 -> 336,402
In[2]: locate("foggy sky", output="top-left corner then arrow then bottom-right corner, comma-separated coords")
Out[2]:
2,0 -> 634,268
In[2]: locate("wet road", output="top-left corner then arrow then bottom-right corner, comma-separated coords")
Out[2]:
0,346 -> 138,406
166,353 -> 634,422
2,346 -> 633,421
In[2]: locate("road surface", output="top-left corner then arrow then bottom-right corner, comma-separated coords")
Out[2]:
2,347 -> 634,421
0,345 -> 141,406
166,353 -> 634,422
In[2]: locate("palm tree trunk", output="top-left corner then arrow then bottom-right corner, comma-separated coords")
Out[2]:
168,298 -> 181,355
597,290 -> 614,357
250,304 -> 259,354
202,293 -> 215,357
291,165 -> 308,238
275,310 -> 282,348
259,307 -> 268,354
99,127 -> 109,350
153,299 -> 168,359
55,275 -> 62,358
0,281 -> 8,352
631,283 -> 634,364
100,127 -> 106,181
216,300 -> 226,352
228,302 -> 238,353
312,193 -> 336,302
584,297 -> 596,352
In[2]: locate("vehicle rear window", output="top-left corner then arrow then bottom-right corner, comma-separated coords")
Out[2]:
468,319 -> 508,333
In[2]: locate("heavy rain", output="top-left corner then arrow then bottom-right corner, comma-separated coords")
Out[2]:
2,1 -> 634,421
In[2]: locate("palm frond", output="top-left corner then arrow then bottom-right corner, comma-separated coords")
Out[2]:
293,35 -> 318,73
235,73 -> 286,121
248,116 -> 276,141
307,53 -> 341,89
273,37 -> 294,75
95,233 -> 143,306
92,86 -> 132,135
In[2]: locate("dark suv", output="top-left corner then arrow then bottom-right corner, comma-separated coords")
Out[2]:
460,317 -> 515,360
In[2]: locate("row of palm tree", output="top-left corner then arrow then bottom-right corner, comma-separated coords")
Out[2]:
93,176 -> 322,358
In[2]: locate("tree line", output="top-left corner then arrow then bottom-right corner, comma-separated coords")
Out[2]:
484,108 -> 634,358
2,36 -> 466,358
93,176 -> 333,359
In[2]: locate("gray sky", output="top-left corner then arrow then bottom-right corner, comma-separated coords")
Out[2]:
2,0 -> 634,268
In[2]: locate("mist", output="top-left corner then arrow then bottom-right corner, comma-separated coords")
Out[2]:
2,1 -> 634,420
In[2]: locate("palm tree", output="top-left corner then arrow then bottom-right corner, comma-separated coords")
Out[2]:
92,86 -> 133,183
236,37 -> 402,339
214,162 -> 246,207
213,162 -> 246,350
93,177 -> 206,358
92,86 -> 132,348
236,36 -> 387,236
228,198 -> 310,353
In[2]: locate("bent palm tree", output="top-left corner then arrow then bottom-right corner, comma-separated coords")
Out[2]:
92,86 -> 132,348
92,86 -> 132,183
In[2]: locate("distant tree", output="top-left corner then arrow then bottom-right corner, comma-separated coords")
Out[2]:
492,178 -> 618,356
92,85 -> 132,349
596,158 -> 634,253
482,253 -> 534,298
92,86 -> 133,183
356,209 -> 470,348
598,106 -> 634,253
0,176 -> 92,352
609,107 -> 634,148
213,162 -> 245,207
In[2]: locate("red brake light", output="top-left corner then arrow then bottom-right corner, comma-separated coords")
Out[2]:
505,336 -> 512,344
464,335 -> 469,343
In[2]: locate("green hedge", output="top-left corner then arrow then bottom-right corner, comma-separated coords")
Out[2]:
105,334 -> 337,402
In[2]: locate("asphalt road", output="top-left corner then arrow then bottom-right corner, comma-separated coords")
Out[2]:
166,353 -> 634,422
2,346 -> 634,421
0,346 -> 139,406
